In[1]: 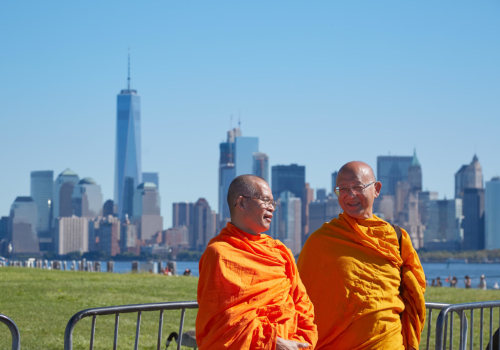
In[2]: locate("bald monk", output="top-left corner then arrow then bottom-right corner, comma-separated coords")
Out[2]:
298,161 -> 426,349
196,175 -> 318,350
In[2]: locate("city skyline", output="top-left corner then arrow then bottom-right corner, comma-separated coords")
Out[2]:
2,1 -> 500,228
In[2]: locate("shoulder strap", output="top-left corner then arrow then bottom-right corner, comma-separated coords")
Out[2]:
392,224 -> 403,256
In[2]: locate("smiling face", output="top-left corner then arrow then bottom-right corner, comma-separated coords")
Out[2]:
336,161 -> 381,220
233,177 -> 275,235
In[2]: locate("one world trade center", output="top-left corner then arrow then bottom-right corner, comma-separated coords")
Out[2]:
114,59 -> 142,220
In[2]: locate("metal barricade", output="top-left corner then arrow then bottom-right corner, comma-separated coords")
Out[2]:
433,300 -> 500,350
64,301 -> 198,350
0,314 -> 21,350
64,300 -> 500,350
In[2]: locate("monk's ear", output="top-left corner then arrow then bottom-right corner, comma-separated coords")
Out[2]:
235,195 -> 245,210
374,181 -> 382,198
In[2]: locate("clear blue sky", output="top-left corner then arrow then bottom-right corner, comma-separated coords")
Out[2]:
1,1 -> 499,228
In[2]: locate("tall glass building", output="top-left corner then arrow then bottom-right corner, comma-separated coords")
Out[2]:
114,74 -> 142,220
9,196 -> 39,254
30,170 -> 53,234
485,177 -> 500,249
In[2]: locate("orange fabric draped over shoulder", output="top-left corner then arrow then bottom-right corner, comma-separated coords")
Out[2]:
196,223 -> 317,350
297,214 -> 426,350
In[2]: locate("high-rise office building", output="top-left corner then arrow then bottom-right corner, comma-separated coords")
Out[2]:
30,170 -> 53,235
217,127 -> 264,228
218,127 -> 240,225
235,136 -> 259,176
133,182 -> 163,242
308,196 -> 342,235
53,169 -> 79,225
172,202 -> 192,228
9,196 -> 39,254
455,155 -> 483,199
191,198 -> 216,251
72,178 -> 103,218
377,155 -> 413,197
423,198 -> 463,251
276,191 -> 302,255
55,216 -> 89,255
252,152 -> 269,182
114,60 -> 142,220
271,164 -> 307,241
485,177 -> 500,249
462,188 -> 485,250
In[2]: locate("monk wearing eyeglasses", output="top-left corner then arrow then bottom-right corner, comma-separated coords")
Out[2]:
196,175 -> 317,349
298,161 -> 425,350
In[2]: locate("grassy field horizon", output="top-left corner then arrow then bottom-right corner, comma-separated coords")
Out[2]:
2,267 -> 500,349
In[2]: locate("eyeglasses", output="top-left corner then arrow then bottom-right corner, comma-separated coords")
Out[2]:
334,181 -> 376,196
240,195 -> 279,208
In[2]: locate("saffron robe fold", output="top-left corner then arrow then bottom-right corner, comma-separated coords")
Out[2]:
297,213 -> 426,350
196,223 -> 318,350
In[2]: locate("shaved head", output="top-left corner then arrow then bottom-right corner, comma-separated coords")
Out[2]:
337,161 -> 376,185
336,161 -> 381,220
227,175 -> 265,215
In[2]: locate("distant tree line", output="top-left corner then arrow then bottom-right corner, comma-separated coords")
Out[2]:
418,249 -> 500,263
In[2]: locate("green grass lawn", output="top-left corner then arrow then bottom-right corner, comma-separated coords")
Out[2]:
0,267 -> 198,349
1,268 -> 500,349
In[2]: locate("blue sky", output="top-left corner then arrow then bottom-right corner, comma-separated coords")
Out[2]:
1,1 -> 499,228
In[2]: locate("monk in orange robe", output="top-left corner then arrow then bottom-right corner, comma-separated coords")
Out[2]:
298,161 -> 426,350
196,175 -> 317,350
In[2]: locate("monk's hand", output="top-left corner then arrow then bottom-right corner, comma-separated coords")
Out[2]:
276,336 -> 310,349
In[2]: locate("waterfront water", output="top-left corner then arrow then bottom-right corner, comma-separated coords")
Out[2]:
422,262 -> 500,289
108,261 -> 500,289
5,259 -> 500,290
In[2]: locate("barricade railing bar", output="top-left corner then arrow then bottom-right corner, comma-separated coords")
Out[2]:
0,314 -> 21,350
434,300 -> 500,350
60,300 -> 500,350
63,300 -> 198,350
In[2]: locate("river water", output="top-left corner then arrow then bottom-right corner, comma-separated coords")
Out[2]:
17,260 -> 500,290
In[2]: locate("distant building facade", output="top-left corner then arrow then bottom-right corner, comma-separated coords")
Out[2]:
9,196 -> 39,255
455,155 -> 483,199
72,178 -> 103,218
424,199 -> 463,251
53,168 -> 79,225
55,216 -> 89,255
30,170 -> 53,235
485,177 -> 500,249
133,183 -> 163,242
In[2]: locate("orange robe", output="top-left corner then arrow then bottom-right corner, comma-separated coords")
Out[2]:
297,214 -> 426,350
196,223 -> 318,350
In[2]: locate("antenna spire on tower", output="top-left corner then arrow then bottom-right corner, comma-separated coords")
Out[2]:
127,49 -> 131,90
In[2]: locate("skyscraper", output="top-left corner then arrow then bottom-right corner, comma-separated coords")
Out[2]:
9,196 -> 39,254
72,178 -> 103,218
455,155 -> 483,199
462,188 -> 485,250
133,182 -> 163,242
234,136 -> 258,176
252,152 -> 269,182
114,58 -> 142,220
271,164 -> 307,242
377,155 -> 413,197
53,168 -> 79,225
30,170 -> 53,236
276,191 -> 302,255
217,127 -> 239,225
485,177 -> 500,249
217,126 -> 265,228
